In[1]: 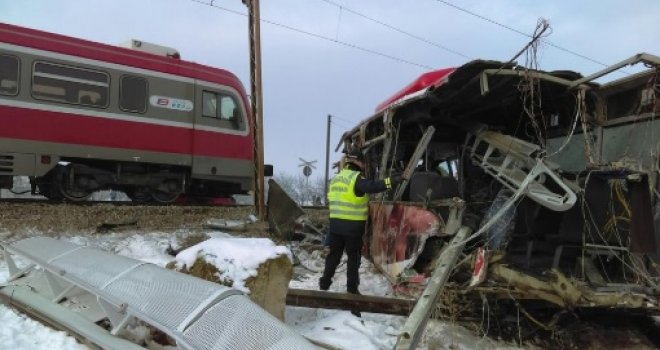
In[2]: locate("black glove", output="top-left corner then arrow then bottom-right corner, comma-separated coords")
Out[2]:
390,174 -> 403,185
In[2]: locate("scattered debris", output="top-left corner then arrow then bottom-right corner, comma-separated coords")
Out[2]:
336,51 -> 660,346
267,179 -> 306,239
96,218 -> 138,233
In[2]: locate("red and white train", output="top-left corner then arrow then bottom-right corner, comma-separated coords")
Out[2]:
0,23 -> 262,202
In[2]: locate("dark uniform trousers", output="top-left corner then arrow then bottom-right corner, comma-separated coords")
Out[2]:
319,219 -> 365,293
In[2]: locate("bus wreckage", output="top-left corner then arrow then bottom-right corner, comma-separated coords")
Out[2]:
338,53 -> 660,340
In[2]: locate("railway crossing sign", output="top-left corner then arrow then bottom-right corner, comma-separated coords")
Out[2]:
299,158 -> 317,178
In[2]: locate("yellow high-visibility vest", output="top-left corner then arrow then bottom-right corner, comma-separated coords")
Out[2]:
328,169 -> 369,221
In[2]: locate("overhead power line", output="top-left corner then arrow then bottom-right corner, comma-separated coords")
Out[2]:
329,114 -> 357,126
317,0 -> 472,60
190,0 -> 434,70
432,0 -> 611,68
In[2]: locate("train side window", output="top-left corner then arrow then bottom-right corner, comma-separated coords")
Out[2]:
202,90 -> 244,130
32,61 -> 109,108
202,91 -> 218,118
119,75 -> 147,113
0,54 -> 19,96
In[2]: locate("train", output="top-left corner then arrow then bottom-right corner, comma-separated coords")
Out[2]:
0,23 -> 267,203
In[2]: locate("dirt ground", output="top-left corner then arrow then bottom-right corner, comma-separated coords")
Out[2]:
0,203 -> 259,238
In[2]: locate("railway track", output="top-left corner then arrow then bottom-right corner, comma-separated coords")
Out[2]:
0,196 -> 328,210
0,197 -> 247,207
0,201 -> 327,236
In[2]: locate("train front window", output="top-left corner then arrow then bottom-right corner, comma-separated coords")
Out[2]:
202,91 -> 217,118
0,54 -> 19,96
31,61 -> 109,108
201,90 -> 244,130
219,95 -> 237,121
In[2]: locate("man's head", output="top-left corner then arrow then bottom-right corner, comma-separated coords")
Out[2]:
344,149 -> 365,171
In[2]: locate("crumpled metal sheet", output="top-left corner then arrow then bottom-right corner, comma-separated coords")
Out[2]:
267,179 -> 305,240
367,202 -> 443,282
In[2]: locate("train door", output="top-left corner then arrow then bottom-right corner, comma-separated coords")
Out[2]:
192,81 -> 252,190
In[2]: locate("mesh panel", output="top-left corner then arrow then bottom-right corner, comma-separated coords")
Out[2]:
13,237 -> 79,262
49,248 -> 141,289
10,238 -> 315,350
103,264 -> 230,330
183,295 -> 316,350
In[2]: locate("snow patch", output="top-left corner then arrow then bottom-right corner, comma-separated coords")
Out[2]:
174,237 -> 291,292
0,304 -> 88,350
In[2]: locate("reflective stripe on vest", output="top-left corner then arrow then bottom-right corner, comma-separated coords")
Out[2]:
328,169 -> 369,221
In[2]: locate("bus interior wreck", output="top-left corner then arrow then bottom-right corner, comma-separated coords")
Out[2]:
338,53 -> 660,319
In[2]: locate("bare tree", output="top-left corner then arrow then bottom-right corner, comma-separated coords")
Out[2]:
274,172 -> 326,206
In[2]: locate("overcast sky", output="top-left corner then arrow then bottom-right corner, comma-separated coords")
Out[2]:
2,0 -> 660,176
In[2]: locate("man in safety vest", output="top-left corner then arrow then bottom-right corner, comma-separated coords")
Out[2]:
319,149 -> 400,311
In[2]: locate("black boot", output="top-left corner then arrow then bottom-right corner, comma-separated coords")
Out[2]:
348,289 -> 361,317
319,277 -> 331,291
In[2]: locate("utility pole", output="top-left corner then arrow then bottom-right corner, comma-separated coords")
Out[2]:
244,0 -> 265,220
324,114 -> 331,206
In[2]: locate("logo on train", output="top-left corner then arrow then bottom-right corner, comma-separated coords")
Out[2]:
149,95 -> 194,112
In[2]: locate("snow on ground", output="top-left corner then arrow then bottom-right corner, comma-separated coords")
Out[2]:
0,228 -> 526,350
0,304 -> 89,350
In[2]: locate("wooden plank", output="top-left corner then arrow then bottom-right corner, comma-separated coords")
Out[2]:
286,288 -> 415,316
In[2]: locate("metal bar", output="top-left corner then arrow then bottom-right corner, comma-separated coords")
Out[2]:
286,289 -> 414,316
393,126 -> 435,201
176,288 -> 230,332
99,262 -> 148,290
2,246 -> 19,276
324,114 -> 331,206
379,110 -> 393,182
569,53 -> 660,88
361,133 -> 388,148
480,69 -> 579,96
395,226 -> 471,350
0,285 -> 144,350
44,270 -> 69,299
97,296 -> 126,330
600,112 -> 657,127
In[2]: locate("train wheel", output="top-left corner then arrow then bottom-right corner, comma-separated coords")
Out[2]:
58,180 -> 92,201
37,184 -> 62,200
125,187 -> 152,203
150,190 -> 180,203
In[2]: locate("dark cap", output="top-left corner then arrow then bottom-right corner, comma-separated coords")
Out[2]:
346,148 -> 365,162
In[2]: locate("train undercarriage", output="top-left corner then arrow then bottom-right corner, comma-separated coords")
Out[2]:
1,159 -> 247,203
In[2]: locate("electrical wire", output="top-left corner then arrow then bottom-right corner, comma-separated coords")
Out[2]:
432,0 -> 615,69
330,114 -> 358,125
330,118 -> 354,130
316,0 -> 472,60
190,0 -> 434,70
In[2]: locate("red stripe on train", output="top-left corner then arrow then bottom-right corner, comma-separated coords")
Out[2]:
0,105 -> 253,160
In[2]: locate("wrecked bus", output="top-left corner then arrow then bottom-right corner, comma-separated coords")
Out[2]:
337,54 -> 660,319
